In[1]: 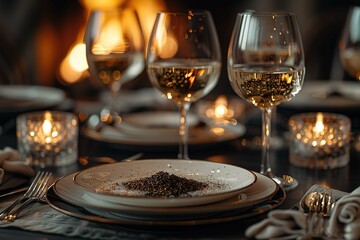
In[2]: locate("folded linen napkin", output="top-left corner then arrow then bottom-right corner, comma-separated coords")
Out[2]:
327,187 -> 360,240
245,184 -> 354,239
0,147 -> 34,185
245,209 -> 306,239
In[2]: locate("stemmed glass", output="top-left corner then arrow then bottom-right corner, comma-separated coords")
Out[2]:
228,12 -> 305,190
146,10 -> 221,159
339,6 -> 360,81
84,8 -> 145,125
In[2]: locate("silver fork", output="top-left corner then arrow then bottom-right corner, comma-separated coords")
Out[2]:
0,171 -> 52,221
304,191 -> 334,238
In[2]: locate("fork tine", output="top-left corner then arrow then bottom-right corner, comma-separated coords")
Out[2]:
31,172 -> 51,199
38,173 -> 52,198
35,172 -> 51,198
26,172 -> 45,198
24,172 -> 43,196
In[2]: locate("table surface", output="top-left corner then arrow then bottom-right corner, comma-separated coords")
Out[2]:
0,117 -> 359,240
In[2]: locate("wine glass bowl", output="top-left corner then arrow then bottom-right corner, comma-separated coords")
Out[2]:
146,10 -> 221,159
228,12 -> 305,191
84,8 -> 145,124
339,6 -> 360,81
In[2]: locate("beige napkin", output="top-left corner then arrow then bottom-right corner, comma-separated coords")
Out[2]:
245,209 -> 306,239
0,147 -> 34,185
327,187 -> 360,240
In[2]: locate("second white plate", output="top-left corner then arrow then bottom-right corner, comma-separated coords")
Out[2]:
83,110 -> 245,148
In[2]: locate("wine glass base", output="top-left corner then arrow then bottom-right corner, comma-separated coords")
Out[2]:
272,175 -> 298,191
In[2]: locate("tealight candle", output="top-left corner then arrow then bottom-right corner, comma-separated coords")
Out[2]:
289,112 -> 351,169
17,111 -> 78,167
196,95 -> 245,126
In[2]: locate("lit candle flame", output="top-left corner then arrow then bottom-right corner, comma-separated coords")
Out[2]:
42,113 -> 53,144
42,112 -> 53,136
214,96 -> 229,119
314,113 -> 325,134
42,119 -> 52,136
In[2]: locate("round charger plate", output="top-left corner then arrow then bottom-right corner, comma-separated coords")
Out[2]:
73,159 -> 256,208
53,171 -> 277,218
46,181 -> 285,226
0,85 -> 65,115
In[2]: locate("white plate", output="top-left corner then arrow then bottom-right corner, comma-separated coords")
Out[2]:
54,171 -> 278,219
0,85 -> 65,114
109,112 -> 201,138
72,159 -> 256,207
82,113 -> 245,146
282,80 -> 360,109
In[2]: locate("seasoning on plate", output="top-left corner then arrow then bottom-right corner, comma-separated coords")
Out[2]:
122,171 -> 209,198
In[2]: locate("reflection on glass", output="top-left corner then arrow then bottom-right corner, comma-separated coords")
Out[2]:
84,8 -> 145,124
146,10 -> 221,159
339,6 -> 360,81
228,12 -> 305,191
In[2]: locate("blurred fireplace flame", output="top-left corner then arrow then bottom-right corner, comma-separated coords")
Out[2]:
59,0 -> 164,84
155,23 -> 178,59
59,43 -> 88,84
92,18 -> 126,55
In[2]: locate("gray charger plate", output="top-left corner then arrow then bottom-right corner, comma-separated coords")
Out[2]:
46,185 -> 285,227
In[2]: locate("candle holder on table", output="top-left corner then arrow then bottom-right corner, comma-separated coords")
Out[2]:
16,111 -> 78,167
289,112 -> 351,169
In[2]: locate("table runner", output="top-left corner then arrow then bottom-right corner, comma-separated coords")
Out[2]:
0,200 -> 159,240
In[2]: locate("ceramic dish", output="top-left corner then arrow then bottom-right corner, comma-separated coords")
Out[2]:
47,173 -> 285,226
0,85 -> 65,114
82,115 -> 245,147
54,171 -> 277,218
73,159 -> 256,207
281,80 -> 360,110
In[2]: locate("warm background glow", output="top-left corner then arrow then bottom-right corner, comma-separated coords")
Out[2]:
58,0 -> 165,85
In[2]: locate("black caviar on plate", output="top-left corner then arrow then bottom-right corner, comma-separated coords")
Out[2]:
121,171 -> 209,198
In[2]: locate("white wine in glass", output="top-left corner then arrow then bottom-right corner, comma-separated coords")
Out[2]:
339,6 -> 360,81
147,10 -> 221,159
228,12 -> 305,191
85,8 -> 145,124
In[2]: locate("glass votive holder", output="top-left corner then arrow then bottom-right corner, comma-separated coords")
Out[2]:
17,111 -> 78,167
288,112 -> 351,169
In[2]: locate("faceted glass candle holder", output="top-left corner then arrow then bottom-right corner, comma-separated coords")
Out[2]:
17,111 -> 78,167
289,112 -> 351,169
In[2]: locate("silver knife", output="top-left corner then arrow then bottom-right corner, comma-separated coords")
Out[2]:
0,187 -> 28,199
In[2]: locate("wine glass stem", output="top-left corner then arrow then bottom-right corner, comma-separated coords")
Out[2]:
178,103 -> 191,160
260,107 -> 274,177
101,83 -> 122,123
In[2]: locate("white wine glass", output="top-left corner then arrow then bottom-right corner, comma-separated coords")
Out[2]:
84,8 -> 145,125
146,10 -> 221,159
339,6 -> 360,81
228,12 -> 305,191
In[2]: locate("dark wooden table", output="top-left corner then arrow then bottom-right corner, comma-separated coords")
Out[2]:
0,120 -> 359,240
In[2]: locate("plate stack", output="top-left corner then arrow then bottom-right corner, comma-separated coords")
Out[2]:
46,159 -> 285,226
